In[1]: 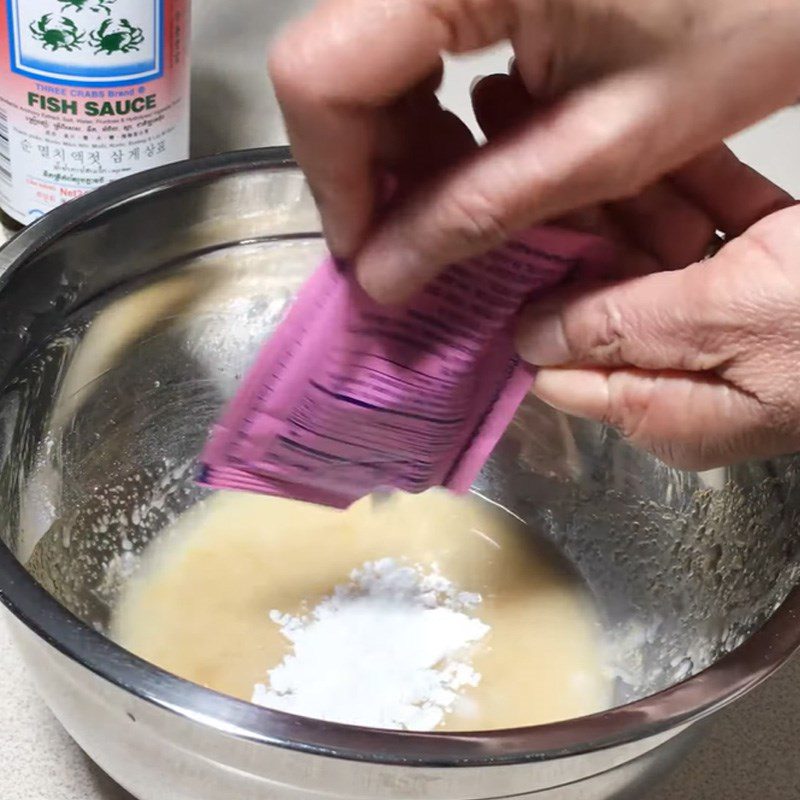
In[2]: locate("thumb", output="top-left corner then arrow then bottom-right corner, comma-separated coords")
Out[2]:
516,259 -> 727,372
516,240 -> 793,469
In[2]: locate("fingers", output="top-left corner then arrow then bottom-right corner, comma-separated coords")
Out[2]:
268,0 -> 518,258
353,16 -> 800,304
274,0 -> 800,299
607,182 -> 716,270
594,143 -> 794,271
384,90 -> 476,190
515,259 -> 732,370
470,75 -> 652,282
523,204 -> 800,469
517,200 -> 800,373
471,73 -> 532,139
532,367 -> 775,470
471,72 -> 720,274
671,144 -> 795,236
355,62 -> 712,302
470,79 -> 791,278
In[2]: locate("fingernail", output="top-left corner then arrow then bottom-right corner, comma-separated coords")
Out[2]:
355,249 -> 417,306
516,308 -> 571,366
322,214 -> 360,262
358,236 -> 432,305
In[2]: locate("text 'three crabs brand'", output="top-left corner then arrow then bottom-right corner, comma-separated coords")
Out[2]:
0,0 -> 190,224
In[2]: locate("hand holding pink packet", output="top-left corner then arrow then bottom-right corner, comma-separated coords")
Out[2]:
199,227 -> 613,508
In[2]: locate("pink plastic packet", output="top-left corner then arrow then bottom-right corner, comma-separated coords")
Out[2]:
199,227 -> 613,508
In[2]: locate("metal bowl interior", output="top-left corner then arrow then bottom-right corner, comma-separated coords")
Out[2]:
1,148 -> 800,766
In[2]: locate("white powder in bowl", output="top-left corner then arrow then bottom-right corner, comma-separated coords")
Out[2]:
251,557 -> 490,731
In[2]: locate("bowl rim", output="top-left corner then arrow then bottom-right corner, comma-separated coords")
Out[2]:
1,146 -> 800,767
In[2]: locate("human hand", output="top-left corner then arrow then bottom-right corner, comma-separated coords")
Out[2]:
518,158 -> 799,470
269,0 -> 800,303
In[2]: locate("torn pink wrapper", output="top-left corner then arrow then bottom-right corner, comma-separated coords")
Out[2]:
199,227 -> 614,508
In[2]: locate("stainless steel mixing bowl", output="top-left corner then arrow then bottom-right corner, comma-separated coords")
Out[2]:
1,148 -> 800,800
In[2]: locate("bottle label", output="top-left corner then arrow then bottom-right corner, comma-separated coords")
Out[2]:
0,0 -> 189,224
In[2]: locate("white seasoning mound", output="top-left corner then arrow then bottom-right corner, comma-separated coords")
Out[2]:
251,557 -> 490,731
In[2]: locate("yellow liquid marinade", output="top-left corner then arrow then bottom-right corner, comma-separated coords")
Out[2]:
111,489 -> 611,730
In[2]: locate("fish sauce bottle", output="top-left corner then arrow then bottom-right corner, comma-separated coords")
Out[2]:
0,0 -> 190,229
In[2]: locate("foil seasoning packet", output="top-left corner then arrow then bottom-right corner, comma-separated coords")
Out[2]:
199,227 -> 613,508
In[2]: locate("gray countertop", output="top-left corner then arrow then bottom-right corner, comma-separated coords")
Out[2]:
2,1 -> 800,797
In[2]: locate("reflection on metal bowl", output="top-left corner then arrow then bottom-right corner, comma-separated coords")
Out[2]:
1,148 -> 799,800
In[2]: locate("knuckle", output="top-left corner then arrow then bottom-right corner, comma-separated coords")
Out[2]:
603,372 -> 655,444
605,374 -> 733,472
574,292 -> 628,363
